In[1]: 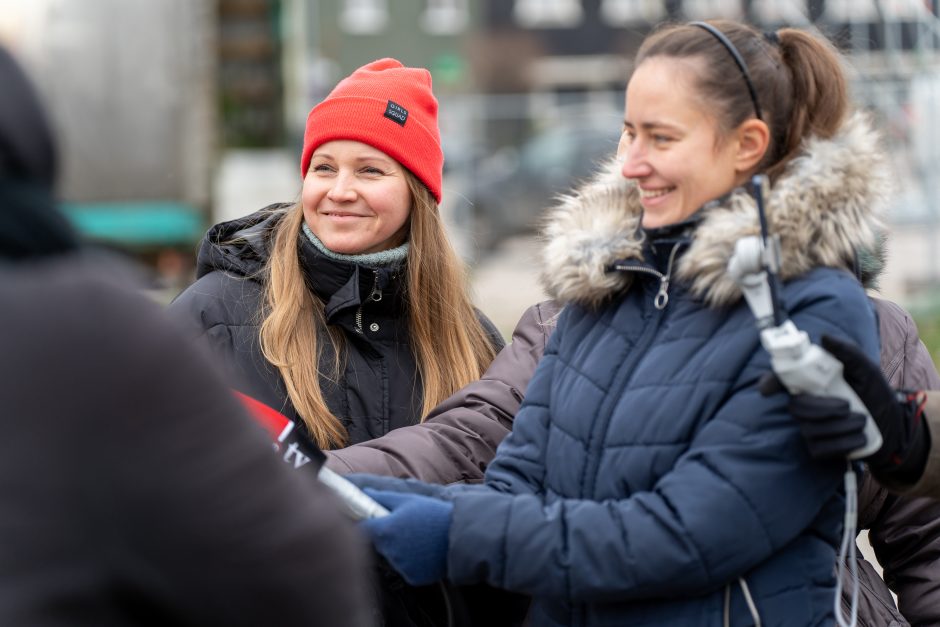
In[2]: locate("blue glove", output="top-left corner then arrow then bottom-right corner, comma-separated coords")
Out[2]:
361,489 -> 453,586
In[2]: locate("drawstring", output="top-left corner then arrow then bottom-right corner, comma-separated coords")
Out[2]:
723,577 -> 763,626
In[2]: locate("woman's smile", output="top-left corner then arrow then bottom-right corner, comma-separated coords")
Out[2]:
636,186 -> 676,205
320,210 -> 371,220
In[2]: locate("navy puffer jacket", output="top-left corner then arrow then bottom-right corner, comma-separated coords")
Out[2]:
443,113 -> 889,626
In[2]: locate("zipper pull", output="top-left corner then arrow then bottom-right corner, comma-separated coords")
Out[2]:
654,276 -> 669,310
654,241 -> 682,310
369,270 -> 382,303
355,270 -> 381,335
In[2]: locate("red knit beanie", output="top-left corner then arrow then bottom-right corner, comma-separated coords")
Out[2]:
300,58 -> 443,203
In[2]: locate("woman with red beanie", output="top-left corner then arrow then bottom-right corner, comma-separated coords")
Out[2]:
170,58 -> 501,453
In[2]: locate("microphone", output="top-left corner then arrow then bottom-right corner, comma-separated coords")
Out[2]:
234,391 -> 388,520
234,391 -> 326,472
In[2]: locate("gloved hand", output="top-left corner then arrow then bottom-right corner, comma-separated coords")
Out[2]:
361,489 -> 453,586
761,334 -> 930,485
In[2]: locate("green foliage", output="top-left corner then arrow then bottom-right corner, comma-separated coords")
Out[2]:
910,292 -> 940,372
913,311 -> 940,372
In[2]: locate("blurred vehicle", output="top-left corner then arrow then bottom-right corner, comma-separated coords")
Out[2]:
463,117 -> 621,251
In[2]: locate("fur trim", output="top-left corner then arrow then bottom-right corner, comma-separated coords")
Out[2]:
540,112 -> 889,308
540,163 -> 644,308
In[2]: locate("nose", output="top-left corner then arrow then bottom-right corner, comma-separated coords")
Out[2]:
620,139 -> 652,181
326,171 -> 357,202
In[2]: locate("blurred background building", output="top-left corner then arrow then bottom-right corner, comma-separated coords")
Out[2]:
0,0 -> 938,359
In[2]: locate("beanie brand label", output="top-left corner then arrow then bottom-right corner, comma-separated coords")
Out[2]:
384,100 -> 408,127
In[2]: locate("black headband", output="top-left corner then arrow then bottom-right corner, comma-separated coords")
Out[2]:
690,21 -> 763,121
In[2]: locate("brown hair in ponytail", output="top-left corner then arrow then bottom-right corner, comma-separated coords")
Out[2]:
635,20 -> 850,180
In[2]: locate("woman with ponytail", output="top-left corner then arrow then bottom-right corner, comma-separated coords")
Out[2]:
171,58 -> 501,451
352,21 -> 893,626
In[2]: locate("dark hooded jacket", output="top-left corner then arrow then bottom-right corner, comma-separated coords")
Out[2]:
0,45 -> 76,261
0,262 -> 373,627
169,205 -> 502,448
0,44 -> 372,627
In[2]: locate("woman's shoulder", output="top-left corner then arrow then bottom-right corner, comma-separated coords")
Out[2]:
169,270 -> 264,330
786,266 -> 869,304
782,267 -> 879,352
473,307 -> 507,352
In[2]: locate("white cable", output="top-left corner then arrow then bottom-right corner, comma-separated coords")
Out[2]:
834,462 -> 859,627
723,584 -> 731,627
738,578 -> 762,627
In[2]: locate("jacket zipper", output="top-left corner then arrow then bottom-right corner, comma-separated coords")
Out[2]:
575,294 -> 668,627
355,270 -> 382,334
610,242 -> 682,310
575,241 -> 681,627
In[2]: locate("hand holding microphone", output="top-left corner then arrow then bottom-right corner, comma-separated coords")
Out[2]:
761,334 -> 930,484
360,490 -> 452,586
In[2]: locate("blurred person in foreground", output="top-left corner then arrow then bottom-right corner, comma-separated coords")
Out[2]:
348,20 -> 933,625
0,44 -> 372,627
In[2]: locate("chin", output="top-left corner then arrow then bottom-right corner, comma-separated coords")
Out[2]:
318,237 -> 363,255
641,206 -> 694,229
641,214 -> 672,229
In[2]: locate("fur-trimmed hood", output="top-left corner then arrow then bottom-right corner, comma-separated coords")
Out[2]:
540,112 -> 890,308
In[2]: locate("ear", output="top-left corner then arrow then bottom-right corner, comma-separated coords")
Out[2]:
733,119 -> 770,174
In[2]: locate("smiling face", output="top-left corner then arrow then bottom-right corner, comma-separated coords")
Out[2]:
302,140 -> 412,254
620,56 -> 748,229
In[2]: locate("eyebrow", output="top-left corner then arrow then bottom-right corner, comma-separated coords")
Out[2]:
623,120 -> 683,133
311,153 -> 395,166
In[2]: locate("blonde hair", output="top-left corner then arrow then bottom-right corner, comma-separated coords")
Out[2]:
259,172 -> 497,449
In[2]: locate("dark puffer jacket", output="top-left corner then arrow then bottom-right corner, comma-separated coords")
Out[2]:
439,113 -> 889,626
169,205 -> 502,448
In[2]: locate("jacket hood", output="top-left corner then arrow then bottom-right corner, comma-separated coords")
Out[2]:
540,111 -> 890,308
0,45 -> 78,261
195,203 -> 291,280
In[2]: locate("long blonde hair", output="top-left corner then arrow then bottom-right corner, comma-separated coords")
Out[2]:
259,172 -> 497,449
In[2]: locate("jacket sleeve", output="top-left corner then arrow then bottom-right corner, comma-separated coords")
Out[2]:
447,279 -> 874,602
870,298 -> 940,499
864,298 -> 940,624
325,301 -> 561,483
913,394 -> 940,498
